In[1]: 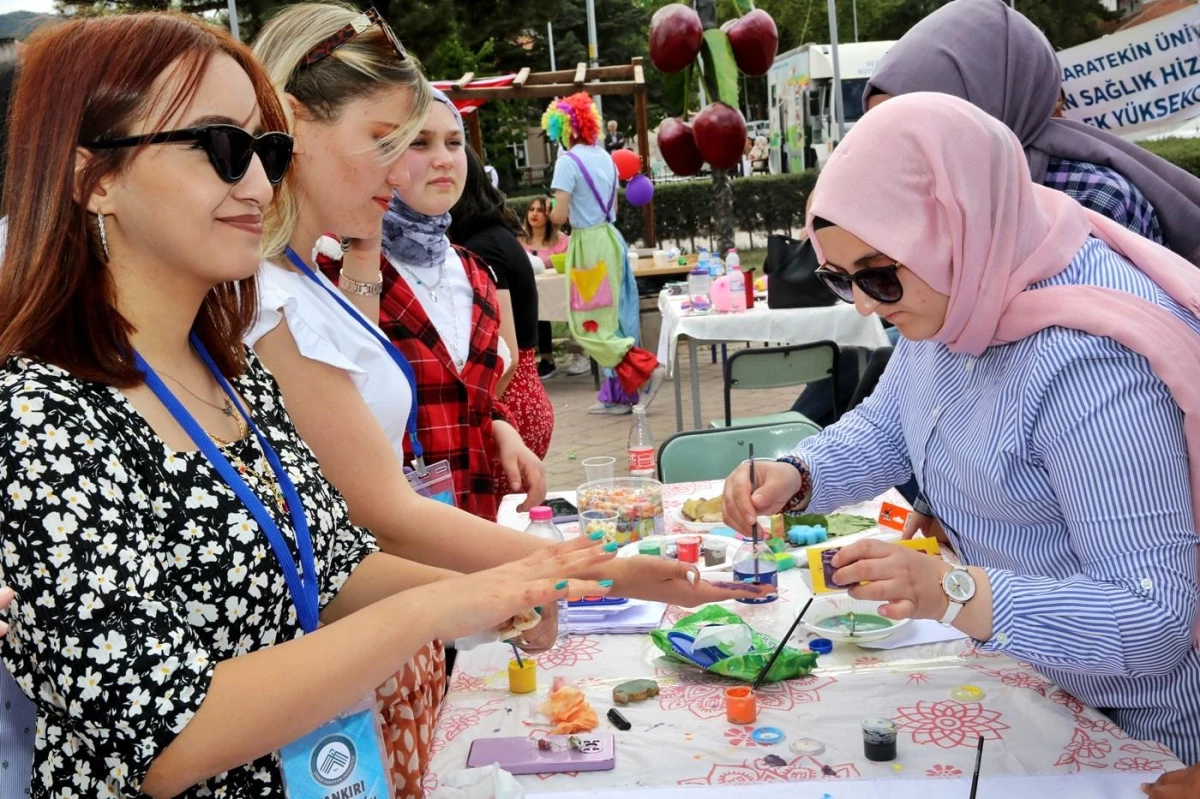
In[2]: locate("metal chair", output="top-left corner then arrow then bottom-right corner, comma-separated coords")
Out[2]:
711,341 -> 841,429
656,420 -> 822,484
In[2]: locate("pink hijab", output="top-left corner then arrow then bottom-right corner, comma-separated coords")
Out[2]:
807,93 -> 1200,526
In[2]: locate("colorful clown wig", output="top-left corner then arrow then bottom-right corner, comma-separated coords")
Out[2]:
541,92 -> 602,148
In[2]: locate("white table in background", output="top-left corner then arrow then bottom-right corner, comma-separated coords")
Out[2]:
655,291 -> 890,431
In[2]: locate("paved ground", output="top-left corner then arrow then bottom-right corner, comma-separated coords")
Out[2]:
537,345 -> 803,490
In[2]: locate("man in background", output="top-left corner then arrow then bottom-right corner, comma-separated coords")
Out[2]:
604,119 -> 626,153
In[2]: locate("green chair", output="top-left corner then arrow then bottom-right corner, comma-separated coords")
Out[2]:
656,421 -> 822,484
711,341 -> 841,429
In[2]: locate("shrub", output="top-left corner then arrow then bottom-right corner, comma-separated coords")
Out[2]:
507,171 -> 819,251
1138,136 -> 1200,178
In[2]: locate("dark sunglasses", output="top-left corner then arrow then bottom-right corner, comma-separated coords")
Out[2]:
300,8 -> 407,69
85,124 -> 294,185
815,263 -> 904,304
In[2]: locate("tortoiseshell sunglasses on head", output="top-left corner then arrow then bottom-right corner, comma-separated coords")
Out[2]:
300,7 -> 407,69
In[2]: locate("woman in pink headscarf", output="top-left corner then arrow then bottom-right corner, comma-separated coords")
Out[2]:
723,93 -> 1200,765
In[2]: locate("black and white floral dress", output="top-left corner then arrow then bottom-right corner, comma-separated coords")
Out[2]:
0,352 -> 379,798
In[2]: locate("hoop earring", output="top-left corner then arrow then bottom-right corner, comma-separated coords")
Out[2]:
96,213 -> 110,262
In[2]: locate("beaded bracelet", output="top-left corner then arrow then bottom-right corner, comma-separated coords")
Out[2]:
776,456 -> 813,512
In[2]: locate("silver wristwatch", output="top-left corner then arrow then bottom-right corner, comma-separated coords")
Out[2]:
938,567 -> 976,627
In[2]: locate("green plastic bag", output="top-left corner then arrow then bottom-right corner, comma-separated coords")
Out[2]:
650,605 -> 818,684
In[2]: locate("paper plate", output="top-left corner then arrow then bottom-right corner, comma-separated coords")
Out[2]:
670,505 -> 726,532
618,534 -> 739,573
800,596 -> 910,644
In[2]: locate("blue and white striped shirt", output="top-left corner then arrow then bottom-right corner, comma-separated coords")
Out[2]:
793,237 -> 1200,765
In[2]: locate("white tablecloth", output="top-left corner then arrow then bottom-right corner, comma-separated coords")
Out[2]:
423,482 -> 1183,795
655,292 -> 890,375
536,272 -> 569,323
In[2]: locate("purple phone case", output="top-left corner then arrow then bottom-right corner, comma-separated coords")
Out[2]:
466,734 -> 616,774
821,547 -> 846,589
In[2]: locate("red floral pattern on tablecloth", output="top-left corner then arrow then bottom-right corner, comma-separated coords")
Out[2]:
725,726 -> 764,747
1055,726 -> 1115,770
430,698 -> 507,755
1115,756 -> 1169,773
961,642 -> 1004,659
661,604 -> 691,627
926,764 -> 964,778
536,635 -> 603,669
1050,688 -> 1085,714
907,672 -> 931,686
855,656 -> 885,667
894,700 -> 1010,749
678,755 -> 860,786
966,663 -> 1052,696
659,674 -> 837,719
448,671 -> 487,693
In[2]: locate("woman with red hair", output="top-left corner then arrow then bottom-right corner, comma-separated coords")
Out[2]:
543,92 -> 664,415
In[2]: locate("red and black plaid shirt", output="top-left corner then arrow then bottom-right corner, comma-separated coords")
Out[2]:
322,246 -> 510,521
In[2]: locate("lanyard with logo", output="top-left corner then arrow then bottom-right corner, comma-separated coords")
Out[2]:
284,247 -> 456,507
136,334 -> 393,797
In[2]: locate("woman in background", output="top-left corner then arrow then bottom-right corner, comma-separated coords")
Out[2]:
373,89 -> 542,520
520,196 -> 577,380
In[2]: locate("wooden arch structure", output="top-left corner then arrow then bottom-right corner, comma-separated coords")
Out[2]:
438,57 -> 657,246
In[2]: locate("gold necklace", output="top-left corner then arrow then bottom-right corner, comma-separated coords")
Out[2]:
206,396 -> 249,447
218,421 -> 289,514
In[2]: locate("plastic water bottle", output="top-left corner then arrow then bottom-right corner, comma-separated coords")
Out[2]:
688,262 -> 712,315
525,506 -> 570,649
728,250 -> 747,312
698,247 -> 711,275
627,405 -> 656,477
732,538 -> 778,604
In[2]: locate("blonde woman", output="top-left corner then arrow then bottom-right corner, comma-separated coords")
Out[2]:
246,5 -> 769,792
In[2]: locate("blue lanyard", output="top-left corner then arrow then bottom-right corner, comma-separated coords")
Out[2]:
284,247 -> 424,465
134,334 -> 321,634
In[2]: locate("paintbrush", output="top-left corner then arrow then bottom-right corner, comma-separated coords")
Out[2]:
510,642 -> 525,669
849,611 -> 857,638
748,443 -> 760,582
968,735 -> 984,799
751,597 -> 814,692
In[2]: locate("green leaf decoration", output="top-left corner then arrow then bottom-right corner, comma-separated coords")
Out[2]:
783,512 -> 828,529
700,28 -> 740,108
826,513 -> 878,537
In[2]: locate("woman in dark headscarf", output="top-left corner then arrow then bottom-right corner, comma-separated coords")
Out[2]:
865,0 -> 1200,266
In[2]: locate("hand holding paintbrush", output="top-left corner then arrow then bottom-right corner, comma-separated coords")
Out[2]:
748,443 -> 760,583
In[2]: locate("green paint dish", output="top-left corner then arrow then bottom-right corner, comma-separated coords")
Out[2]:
815,612 -> 893,634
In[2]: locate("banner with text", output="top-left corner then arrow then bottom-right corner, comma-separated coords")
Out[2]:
1058,6 -> 1200,139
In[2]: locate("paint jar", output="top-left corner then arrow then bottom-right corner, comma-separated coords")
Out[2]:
725,686 -> 757,724
508,658 -> 538,694
677,535 -> 702,564
702,540 -> 727,567
638,539 -> 663,557
862,718 -> 898,761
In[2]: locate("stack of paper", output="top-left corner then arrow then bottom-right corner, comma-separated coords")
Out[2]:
569,601 -> 667,635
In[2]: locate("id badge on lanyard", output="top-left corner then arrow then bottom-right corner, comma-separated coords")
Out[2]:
285,248 -> 457,507
279,694 -> 393,798
135,336 -> 392,796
